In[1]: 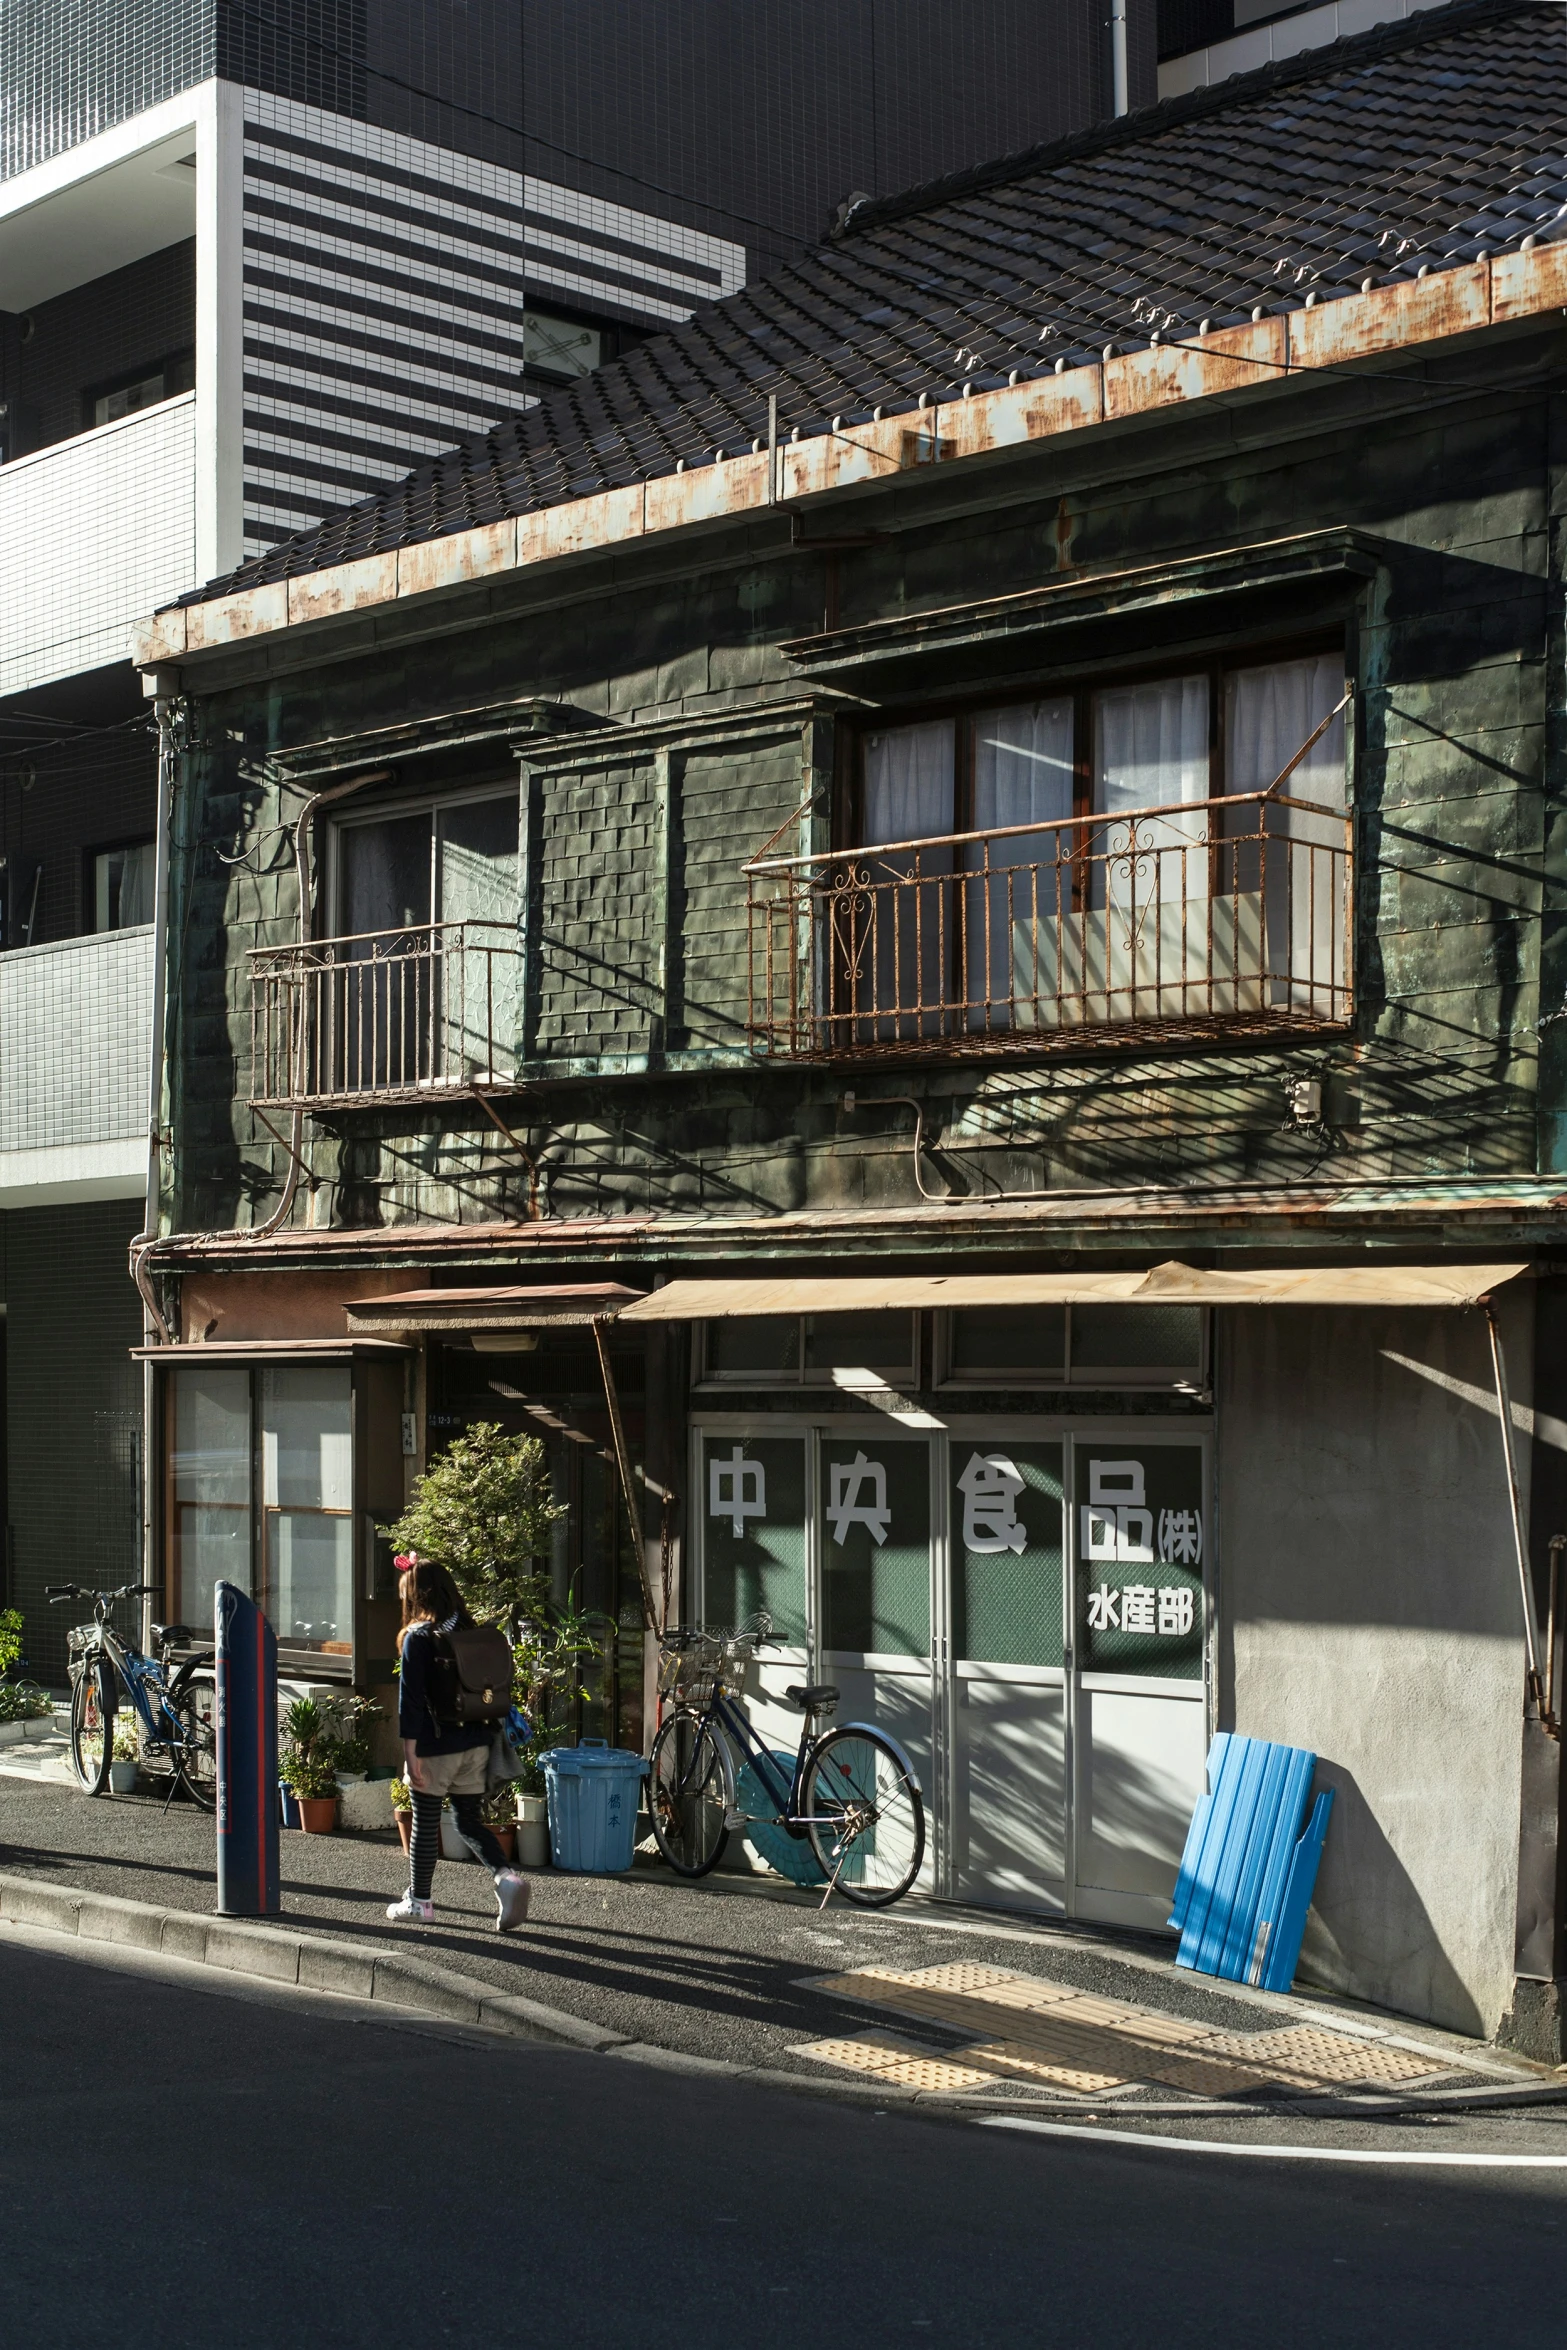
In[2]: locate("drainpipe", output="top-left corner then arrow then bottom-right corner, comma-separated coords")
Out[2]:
1485,1304 -> 1554,1731
130,690 -> 184,1649
1110,0 -> 1129,115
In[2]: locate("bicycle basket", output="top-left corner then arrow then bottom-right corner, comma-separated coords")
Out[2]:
66,1624 -> 96,1659
658,1631 -> 724,1708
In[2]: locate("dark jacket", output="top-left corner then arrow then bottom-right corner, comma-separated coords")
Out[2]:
398,1614 -> 489,1756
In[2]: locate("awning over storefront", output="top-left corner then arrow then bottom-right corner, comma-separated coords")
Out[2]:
615,1261 -> 1530,1320
344,1283 -> 647,1334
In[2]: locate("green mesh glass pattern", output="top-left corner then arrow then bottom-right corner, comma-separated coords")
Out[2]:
821,1438 -> 930,1657
951,1441 -> 1063,1667
701,1436 -> 807,1644
1074,1440 -> 1204,1680
1070,1305 -> 1203,1372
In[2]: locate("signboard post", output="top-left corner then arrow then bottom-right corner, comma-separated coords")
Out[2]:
214,1581 -> 280,1917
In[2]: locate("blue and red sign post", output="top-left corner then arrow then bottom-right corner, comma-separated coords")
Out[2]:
214,1581 -> 280,1917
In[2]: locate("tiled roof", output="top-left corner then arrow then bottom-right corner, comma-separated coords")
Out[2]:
191,0 -> 1566,603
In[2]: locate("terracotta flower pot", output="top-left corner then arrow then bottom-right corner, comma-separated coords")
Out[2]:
394,1808 -> 413,1854
298,1796 -> 338,1834
489,1822 -> 518,1864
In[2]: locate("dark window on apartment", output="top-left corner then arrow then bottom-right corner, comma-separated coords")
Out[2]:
941,1305 -> 1205,1387
90,841 -> 156,930
83,346 -> 194,431
519,306 -> 644,393
333,789 -> 518,936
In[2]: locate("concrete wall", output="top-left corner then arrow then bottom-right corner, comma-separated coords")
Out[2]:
1217,1296 -> 1533,2036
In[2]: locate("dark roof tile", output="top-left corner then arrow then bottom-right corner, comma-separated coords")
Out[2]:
183,0 -> 1565,605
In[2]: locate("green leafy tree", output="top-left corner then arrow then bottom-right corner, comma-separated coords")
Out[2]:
0,1608 -> 22,1680
379,1422 -> 565,1628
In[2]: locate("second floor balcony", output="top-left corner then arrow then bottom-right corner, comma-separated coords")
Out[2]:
249,922 -> 521,1110
0,391 -> 196,696
746,789 -> 1353,1060
0,926 -> 153,1195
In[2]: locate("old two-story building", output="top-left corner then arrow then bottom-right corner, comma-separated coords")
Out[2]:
132,0 -> 1567,2051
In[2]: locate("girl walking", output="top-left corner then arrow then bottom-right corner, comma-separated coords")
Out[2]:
388,1557 -> 531,1931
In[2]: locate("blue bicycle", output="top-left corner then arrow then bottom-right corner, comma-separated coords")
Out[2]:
647,1611 -> 926,1907
49,1581 -> 217,1811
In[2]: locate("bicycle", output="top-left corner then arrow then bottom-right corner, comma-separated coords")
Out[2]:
646,1611 -> 926,1908
48,1582 -> 218,1811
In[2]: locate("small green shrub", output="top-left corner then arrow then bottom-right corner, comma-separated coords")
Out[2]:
379,1422 -> 564,1628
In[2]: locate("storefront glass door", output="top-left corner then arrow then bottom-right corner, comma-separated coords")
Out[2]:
691,1416 -> 1209,1928
947,1439 -> 1067,1909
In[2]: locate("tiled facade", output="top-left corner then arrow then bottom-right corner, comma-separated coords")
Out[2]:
0,393 -> 196,696
0,926 -> 154,1171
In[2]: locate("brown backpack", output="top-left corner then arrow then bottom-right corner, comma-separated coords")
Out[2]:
428,1624 -> 513,1727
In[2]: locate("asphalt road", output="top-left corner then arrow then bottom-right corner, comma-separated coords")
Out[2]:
6,1929 -> 1567,2350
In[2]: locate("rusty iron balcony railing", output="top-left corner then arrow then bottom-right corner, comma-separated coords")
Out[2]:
249,920 -> 522,1108
746,788 -> 1353,1059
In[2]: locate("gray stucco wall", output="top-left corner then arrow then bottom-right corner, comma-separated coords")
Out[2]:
1216,1297 -> 1532,2037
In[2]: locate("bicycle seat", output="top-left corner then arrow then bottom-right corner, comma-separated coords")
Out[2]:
784,1683 -> 840,1712
152,1623 -> 192,1647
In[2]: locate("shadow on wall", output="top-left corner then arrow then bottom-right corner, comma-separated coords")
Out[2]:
1297,1753 -> 1486,2039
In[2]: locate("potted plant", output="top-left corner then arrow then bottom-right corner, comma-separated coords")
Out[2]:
280,1695 -> 339,1833
0,1607 -> 54,1744
329,1692 -> 383,1783
109,1713 -> 140,1795
481,1777 -> 521,1865
390,1772 -> 413,1855
379,1422 -> 565,1634
509,1604 -> 604,1868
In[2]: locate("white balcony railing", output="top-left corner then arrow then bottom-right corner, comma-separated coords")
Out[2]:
0,928 -> 154,1192
747,790 -> 1353,1059
0,393 -> 197,696
249,922 -> 523,1109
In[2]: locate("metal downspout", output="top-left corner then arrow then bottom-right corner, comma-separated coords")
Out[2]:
130,693 -> 183,1648
1110,0 -> 1129,115
1485,1303 -> 1553,1728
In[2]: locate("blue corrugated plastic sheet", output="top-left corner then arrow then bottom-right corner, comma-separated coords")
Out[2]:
1169,1733 -> 1334,1994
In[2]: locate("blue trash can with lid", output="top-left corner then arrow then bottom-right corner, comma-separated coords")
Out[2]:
542,1739 -> 649,1873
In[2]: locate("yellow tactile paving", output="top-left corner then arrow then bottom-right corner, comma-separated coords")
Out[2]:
806,1963 -> 1465,2099
1203,2026 -> 1450,2088
793,2034 -> 1006,2094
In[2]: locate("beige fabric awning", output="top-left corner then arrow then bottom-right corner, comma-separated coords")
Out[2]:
345,1283 -> 646,1333
615,1262 -> 1530,1321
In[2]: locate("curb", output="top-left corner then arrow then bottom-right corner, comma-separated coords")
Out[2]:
4,1870 -> 1564,2124
0,1872 -> 626,2053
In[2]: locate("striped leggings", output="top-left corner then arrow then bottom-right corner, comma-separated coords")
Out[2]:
408,1789 -> 510,1900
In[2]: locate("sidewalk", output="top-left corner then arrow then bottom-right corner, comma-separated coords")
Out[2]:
0,1768 -> 1553,2112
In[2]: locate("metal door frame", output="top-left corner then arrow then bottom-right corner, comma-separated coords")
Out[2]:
688,1408 -> 1214,1919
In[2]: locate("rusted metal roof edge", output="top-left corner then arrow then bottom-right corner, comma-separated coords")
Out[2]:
140,1179 -> 1567,1277
131,247 -> 1561,675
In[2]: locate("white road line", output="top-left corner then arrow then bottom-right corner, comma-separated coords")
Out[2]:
982,2116 -> 1567,2167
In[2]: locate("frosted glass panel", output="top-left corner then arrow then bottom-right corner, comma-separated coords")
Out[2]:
172,1366 -> 251,1625
262,1367 -> 351,1509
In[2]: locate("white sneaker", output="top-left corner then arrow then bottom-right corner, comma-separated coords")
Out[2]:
494,1871 -> 531,1933
386,1893 -> 435,1925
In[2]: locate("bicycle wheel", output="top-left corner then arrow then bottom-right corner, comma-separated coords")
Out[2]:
169,1670 -> 217,1811
69,1669 -> 112,1795
802,1727 -> 925,1908
647,1709 -> 729,1876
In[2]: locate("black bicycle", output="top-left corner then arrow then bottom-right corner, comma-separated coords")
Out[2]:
647,1611 -> 926,1907
48,1582 -> 217,1811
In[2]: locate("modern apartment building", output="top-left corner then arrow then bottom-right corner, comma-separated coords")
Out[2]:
0,0 -> 1155,1680
1157,0 -> 1449,92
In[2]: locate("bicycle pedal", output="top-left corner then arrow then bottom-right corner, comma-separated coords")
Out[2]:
723,1810 -> 748,1829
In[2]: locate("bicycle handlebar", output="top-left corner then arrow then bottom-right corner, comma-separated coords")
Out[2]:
46,1582 -> 155,1605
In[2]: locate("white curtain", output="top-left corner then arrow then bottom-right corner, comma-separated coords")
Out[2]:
862,720 -> 956,845
1225,654 -> 1347,1013
855,721 -> 956,1037
966,699 -> 1074,1028
1074,676 -> 1210,1023
1225,652 -> 1344,803
117,841 -> 157,927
